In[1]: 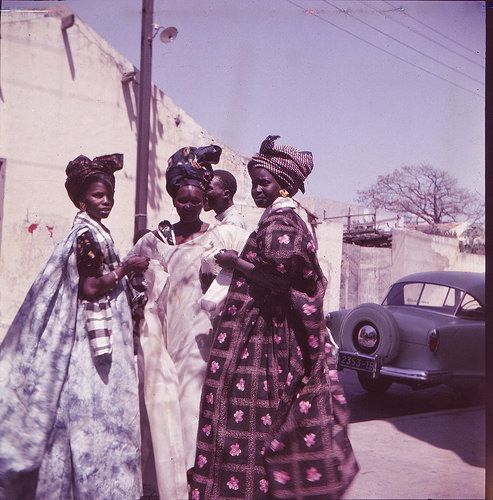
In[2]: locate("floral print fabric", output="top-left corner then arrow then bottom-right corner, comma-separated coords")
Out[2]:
76,230 -> 105,277
190,208 -> 358,499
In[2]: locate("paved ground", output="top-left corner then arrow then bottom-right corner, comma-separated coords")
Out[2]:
343,406 -> 485,500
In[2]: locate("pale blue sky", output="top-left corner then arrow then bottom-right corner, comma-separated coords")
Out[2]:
3,0 -> 485,203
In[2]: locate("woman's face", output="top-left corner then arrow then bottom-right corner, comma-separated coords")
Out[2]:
173,184 -> 204,222
79,180 -> 114,220
250,167 -> 282,208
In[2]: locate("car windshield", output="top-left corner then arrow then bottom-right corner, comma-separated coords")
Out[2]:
383,282 -> 465,314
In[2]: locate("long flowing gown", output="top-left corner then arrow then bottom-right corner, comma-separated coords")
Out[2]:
132,223 -> 248,500
0,213 -> 141,500
190,207 -> 359,499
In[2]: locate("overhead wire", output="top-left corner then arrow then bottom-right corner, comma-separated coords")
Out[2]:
383,0 -> 484,58
360,0 -> 484,69
283,0 -> 484,99
321,0 -> 483,86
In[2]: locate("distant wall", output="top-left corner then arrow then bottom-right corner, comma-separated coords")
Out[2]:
391,229 -> 484,282
314,222 -> 343,314
340,244 -> 391,310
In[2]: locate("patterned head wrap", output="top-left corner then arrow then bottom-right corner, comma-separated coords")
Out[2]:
247,135 -> 313,196
65,154 -> 123,207
165,145 -> 222,198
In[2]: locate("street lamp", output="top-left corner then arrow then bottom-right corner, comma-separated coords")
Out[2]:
134,0 -> 178,241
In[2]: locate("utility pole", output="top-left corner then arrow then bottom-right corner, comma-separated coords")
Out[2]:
134,0 -> 154,241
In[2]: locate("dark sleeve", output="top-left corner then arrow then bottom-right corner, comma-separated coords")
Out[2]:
250,210 -> 319,295
76,230 -> 105,278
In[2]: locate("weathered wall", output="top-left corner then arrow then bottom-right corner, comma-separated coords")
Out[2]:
313,222 -> 343,313
340,244 -> 392,310
391,228 -> 484,282
0,12 -> 199,333
452,252 -> 485,272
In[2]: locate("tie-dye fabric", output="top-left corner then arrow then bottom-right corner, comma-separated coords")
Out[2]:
0,216 -> 141,499
190,208 -> 358,499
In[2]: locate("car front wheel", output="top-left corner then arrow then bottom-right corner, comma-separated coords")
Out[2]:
357,372 -> 392,394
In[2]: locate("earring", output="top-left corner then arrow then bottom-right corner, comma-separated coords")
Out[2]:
279,189 -> 289,198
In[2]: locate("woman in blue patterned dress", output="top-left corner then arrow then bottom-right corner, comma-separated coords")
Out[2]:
0,154 -> 149,499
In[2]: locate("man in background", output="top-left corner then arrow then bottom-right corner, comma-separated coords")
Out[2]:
204,169 -> 247,229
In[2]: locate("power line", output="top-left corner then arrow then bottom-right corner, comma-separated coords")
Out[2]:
361,0 -> 484,69
283,0 -> 484,99
321,0 -> 483,86
383,0 -> 484,58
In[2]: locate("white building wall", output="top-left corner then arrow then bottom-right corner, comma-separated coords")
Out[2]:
0,11 -> 217,334
0,10 -> 343,337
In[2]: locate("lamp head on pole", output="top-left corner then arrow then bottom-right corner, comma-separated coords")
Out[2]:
151,25 -> 178,43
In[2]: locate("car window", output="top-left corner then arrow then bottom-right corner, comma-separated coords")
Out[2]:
420,284 -> 450,307
403,283 -> 423,305
457,293 -> 484,320
384,282 -> 464,314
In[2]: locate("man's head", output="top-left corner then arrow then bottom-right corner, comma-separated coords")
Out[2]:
204,169 -> 238,215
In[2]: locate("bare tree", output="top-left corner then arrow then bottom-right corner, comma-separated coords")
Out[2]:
357,164 -> 484,225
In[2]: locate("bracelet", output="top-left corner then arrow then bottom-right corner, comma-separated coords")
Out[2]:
111,270 -> 119,282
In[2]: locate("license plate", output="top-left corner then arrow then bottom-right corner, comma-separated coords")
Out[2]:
338,352 -> 376,373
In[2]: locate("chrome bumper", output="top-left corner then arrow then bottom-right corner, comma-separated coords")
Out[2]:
380,366 -> 451,382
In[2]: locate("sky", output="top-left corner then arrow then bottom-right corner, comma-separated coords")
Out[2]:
2,0 -> 485,204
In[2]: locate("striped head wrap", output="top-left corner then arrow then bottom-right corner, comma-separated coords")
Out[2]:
247,135 -> 313,196
65,154 -> 123,207
166,145 -> 222,198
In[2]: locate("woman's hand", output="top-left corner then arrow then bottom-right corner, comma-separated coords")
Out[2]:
122,256 -> 150,275
214,249 -> 238,269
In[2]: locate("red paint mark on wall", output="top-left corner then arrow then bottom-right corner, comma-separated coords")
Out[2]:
46,225 -> 54,238
28,223 -> 39,234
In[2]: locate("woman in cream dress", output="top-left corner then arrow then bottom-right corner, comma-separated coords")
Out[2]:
132,145 -> 247,499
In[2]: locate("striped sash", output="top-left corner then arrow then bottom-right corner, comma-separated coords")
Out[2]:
74,212 -> 122,357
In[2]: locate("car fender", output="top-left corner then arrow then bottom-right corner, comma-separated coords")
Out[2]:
325,309 -> 350,345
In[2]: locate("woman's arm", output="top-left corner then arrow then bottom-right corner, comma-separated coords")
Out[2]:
215,250 -> 289,290
79,256 -> 149,301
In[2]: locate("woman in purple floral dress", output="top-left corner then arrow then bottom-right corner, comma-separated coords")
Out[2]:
189,136 -> 359,499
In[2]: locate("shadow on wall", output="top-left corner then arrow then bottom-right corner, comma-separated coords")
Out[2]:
148,86 -> 165,212
120,74 -> 165,215
62,29 -> 75,80
121,71 -> 138,131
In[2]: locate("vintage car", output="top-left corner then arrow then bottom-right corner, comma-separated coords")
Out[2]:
326,271 -> 485,394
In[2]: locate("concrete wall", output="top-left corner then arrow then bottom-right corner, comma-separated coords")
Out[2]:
0,10 -> 343,337
391,228 -> 484,282
313,222 -> 343,314
0,11 -> 202,333
340,244 -> 392,310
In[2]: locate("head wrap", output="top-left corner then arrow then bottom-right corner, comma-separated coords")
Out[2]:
65,154 -> 123,207
165,145 -> 221,198
247,135 -> 313,196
